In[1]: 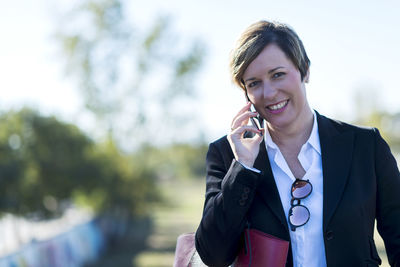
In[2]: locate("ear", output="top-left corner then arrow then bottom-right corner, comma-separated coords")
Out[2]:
304,68 -> 310,83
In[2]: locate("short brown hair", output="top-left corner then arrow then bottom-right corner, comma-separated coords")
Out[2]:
230,20 -> 310,90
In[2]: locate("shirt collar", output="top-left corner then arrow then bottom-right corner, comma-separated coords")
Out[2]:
308,110 -> 321,155
264,110 -> 321,155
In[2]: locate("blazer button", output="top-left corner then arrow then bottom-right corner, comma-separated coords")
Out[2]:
326,230 -> 334,241
241,192 -> 249,200
239,199 -> 246,206
243,187 -> 250,193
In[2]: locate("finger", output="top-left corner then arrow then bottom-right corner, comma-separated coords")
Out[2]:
244,128 -> 265,142
230,125 -> 262,137
252,131 -> 265,145
255,128 -> 265,139
231,102 -> 252,125
234,102 -> 252,118
231,111 -> 259,130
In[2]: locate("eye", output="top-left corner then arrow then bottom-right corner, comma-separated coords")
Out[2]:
272,72 -> 285,79
247,81 -> 260,88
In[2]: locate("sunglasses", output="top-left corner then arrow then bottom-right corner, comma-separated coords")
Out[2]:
288,179 -> 313,231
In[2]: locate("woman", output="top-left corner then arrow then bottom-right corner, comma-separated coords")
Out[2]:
195,20 -> 400,267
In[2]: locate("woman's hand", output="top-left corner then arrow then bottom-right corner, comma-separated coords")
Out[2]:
227,102 -> 264,167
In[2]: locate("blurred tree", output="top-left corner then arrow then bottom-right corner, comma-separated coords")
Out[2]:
54,0 -> 206,148
0,108 -> 95,219
73,137 -> 159,217
0,109 -> 158,220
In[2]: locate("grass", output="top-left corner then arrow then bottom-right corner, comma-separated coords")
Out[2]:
133,178 -> 205,267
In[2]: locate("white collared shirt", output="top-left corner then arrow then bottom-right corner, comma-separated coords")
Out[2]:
264,111 -> 326,267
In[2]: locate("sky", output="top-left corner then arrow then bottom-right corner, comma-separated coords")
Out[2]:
1,0 -> 400,143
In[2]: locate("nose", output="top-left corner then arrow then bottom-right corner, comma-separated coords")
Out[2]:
262,81 -> 278,100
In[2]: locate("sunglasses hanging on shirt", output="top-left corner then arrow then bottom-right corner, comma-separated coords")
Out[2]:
288,179 -> 313,231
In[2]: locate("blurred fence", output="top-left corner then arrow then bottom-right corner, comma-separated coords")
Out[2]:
0,209 -> 93,257
0,209 -> 138,267
0,220 -> 104,267
0,208 -> 151,267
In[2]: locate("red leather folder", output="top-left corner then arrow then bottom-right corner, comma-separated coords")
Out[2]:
235,228 -> 289,267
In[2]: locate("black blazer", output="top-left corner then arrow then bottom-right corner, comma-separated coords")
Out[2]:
195,112 -> 400,267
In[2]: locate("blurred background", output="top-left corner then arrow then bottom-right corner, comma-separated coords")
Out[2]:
0,0 -> 399,266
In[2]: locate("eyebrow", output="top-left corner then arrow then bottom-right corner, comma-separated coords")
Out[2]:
243,66 -> 284,83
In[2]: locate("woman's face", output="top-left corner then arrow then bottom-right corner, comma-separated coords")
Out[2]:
242,44 -> 310,131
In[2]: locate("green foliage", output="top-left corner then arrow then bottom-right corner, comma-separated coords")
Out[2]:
0,108 -> 95,218
0,109 -> 159,219
74,137 -> 160,216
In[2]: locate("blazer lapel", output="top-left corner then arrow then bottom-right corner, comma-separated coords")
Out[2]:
254,141 -> 289,232
317,112 -> 355,231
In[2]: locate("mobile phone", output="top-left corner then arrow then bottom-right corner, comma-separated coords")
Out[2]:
245,95 -> 263,136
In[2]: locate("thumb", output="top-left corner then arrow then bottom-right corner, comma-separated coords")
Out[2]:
249,128 -> 264,146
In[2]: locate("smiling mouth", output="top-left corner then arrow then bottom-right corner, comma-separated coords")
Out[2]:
266,100 -> 289,111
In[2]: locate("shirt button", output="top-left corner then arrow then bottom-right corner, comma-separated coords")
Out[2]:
326,230 -> 334,240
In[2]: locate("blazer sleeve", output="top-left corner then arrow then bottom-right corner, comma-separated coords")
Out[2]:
195,140 -> 261,267
374,128 -> 400,266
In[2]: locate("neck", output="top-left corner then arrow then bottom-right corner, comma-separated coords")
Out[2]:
267,106 -> 314,148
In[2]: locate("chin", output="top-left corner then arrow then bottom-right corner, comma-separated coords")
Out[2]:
266,115 -> 294,130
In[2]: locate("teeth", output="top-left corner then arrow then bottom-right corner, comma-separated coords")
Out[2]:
268,100 -> 288,110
